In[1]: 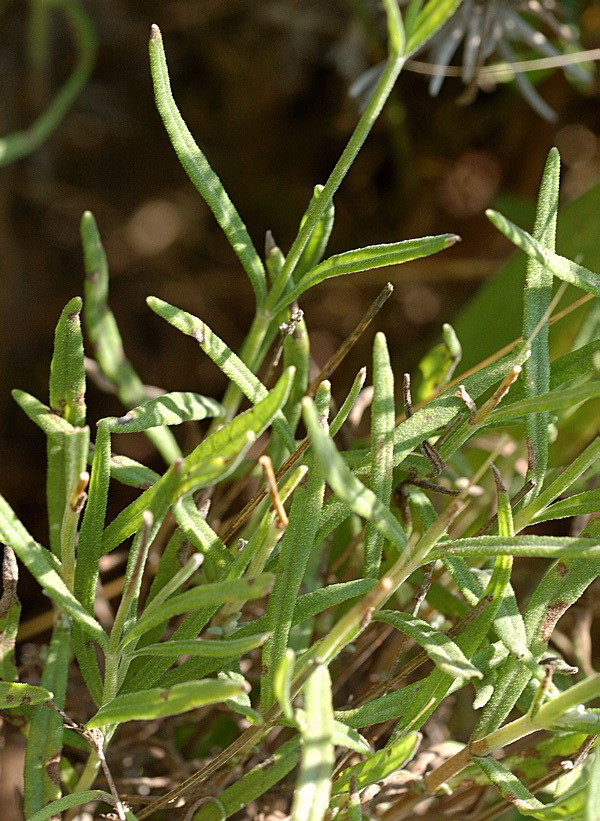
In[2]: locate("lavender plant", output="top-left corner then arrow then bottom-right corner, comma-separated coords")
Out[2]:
1,1 -> 599,820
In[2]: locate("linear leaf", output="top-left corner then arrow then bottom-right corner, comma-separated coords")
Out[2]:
303,397 -> 407,552
332,733 -> 419,795
487,209 -> 600,298
12,389 -> 74,435
277,235 -> 458,310
102,368 -> 294,553
405,0 -> 463,54
291,664 -> 335,821
0,681 -> 53,708
146,296 -> 295,451
486,381 -> 600,424
26,791 -> 117,821
374,610 -> 483,679
86,678 -> 245,728
261,385 -> 329,709
23,617 -> 71,815
122,574 -> 274,647
522,147 -> 560,502
472,756 -> 544,813
172,494 -> 233,573
294,184 -> 335,281
532,489 -> 600,523
81,210 -> 180,463
192,737 -> 301,821
148,25 -> 267,305
0,495 -> 107,649
49,296 -> 86,427
364,332 -> 395,577
107,452 -> 160,489
103,391 -> 223,433
128,632 -> 270,659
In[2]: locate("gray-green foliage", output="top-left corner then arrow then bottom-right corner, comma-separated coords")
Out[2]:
1,1 -> 599,819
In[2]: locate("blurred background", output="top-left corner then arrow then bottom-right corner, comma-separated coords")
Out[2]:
0,3 -> 599,817
0,0 -> 598,573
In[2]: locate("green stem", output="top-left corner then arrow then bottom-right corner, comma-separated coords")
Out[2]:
0,0 -> 96,166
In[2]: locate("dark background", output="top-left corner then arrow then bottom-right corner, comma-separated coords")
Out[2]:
0,0 -> 598,542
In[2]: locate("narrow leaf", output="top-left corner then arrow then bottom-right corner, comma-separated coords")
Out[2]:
374,610 -> 483,679
487,209 -> 600,298
192,737 -> 301,821
0,495 -> 107,649
148,25 -> 267,305
146,296 -> 296,451
364,332 -> 395,577
522,147 -> 560,501
128,632 -> 270,659
472,756 -> 544,812
103,391 -> 223,433
122,574 -> 274,646
332,733 -> 419,795
278,235 -> 459,310
291,664 -> 335,821
81,210 -> 180,463
86,678 -> 245,728
0,681 -> 53,709
26,791 -> 117,821
49,296 -> 86,426
303,397 -> 407,552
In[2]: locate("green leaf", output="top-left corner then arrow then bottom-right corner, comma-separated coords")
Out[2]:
0,494 -> 107,649
294,184 -> 335,281
549,340 -> 600,389
0,681 -> 53,709
332,733 -> 419,795
192,737 -> 301,820
146,296 -> 296,451
128,632 -> 270,659
24,617 -> 71,815
472,756 -> 544,813
277,235 -> 459,311
261,391 -> 329,709
532,489 -> 600,523
81,210 -> 180,463
86,678 -> 245,728
364,332 -> 395,577
103,391 -> 223,433
26,791 -> 117,821
291,664 -> 335,821
148,25 -> 267,305
121,574 -> 275,647
486,382 -> 600,424
0,0 -> 96,167
486,209 -> 600,298
405,0 -> 463,55
106,452 -> 160,489
302,397 -> 407,553
0,546 -> 20,681
417,322 -> 462,401
374,611 -> 483,680
12,389 -> 74,436
273,648 -> 296,723
49,296 -> 86,427
102,368 -> 294,553
172,493 -> 233,573
522,147 -> 560,502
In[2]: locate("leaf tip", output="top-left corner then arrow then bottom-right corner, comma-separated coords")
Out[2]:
150,23 -> 161,40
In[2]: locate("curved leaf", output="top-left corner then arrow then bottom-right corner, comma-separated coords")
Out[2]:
103,391 -> 223,433
86,678 -> 245,728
